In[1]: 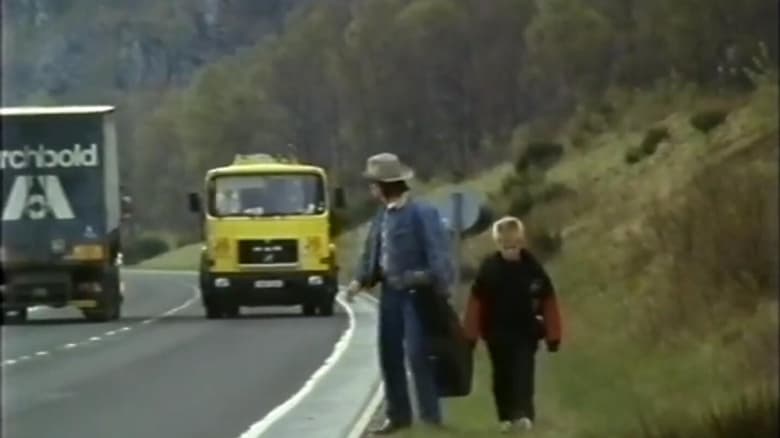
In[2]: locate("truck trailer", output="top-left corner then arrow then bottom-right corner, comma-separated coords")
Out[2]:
1,106 -> 128,323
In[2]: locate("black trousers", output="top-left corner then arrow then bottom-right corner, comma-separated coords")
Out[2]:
485,336 -> 537,422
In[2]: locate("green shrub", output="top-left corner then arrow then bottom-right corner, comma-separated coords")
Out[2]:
641,126 -> 670,156
500,173 -> 522,195
124,235 -> 170,264
507,189 -> 536,217
570,130 -> 590,149
535,182 -> 576,203
514,141 -> 565,172
642,141 -> 659,156
500,170 -> 544,195
528,226 -> 563,260
690,109 -> 729,134
625,147 -> 644,164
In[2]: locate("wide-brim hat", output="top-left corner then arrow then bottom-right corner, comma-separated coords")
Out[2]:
362,153 -> 415,182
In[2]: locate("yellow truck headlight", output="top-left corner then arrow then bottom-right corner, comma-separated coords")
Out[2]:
305,236 -> 322,254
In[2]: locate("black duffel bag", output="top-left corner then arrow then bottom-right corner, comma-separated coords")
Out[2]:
411,287 -> 474,397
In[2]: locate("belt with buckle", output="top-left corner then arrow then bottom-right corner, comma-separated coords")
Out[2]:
379,271 -> 405,289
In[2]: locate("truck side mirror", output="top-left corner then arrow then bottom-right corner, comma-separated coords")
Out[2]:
188,192 -> 202,213
121,195 -> 133,219
333,187 -> 346,209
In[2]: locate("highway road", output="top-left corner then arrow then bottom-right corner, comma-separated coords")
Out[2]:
1,270 -> 349,438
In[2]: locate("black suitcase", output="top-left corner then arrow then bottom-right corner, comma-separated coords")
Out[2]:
412,288 -> 474,397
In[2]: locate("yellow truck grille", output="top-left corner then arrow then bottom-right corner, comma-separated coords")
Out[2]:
237,239 -> 298,266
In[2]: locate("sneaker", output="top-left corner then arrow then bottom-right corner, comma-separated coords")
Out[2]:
516,417 -> 533,431
499,421 -> 514,433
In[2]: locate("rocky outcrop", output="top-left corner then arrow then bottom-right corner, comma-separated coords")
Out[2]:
3,0 -> 308,103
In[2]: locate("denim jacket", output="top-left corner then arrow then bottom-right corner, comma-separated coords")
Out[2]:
354,199 -> 455,296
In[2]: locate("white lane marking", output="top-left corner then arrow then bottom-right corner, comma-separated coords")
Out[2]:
237,292 -> 356,438
346,382 -> 385,438
1,287 -> 198,368
162,296 -> 197,316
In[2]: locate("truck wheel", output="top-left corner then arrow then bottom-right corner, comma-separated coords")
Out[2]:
318,299 -> 335,317
2,308 -> 28,325
223,305 -> 240,319
83,268 -> 122,322
205,304 -> 222,319
82,300 -> 119,322
302,303 -> 317,316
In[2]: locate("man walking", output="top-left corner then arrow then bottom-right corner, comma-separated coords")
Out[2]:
346,153 -> 455,435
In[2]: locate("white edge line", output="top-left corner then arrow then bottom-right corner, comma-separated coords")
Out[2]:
346,382 -> 384,438
237,291 -> 357,438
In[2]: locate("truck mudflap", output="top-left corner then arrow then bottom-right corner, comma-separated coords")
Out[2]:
0,266 -> 123,323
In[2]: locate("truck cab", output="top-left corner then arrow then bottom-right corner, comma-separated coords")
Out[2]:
188,154 -> 344,318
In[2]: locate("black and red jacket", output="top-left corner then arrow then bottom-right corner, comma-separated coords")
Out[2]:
463,249 -> 562,350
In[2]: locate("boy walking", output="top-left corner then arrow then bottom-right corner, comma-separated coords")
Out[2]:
464,216 -> 562,433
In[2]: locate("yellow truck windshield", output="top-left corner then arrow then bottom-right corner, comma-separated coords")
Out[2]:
208,173 -> 326,217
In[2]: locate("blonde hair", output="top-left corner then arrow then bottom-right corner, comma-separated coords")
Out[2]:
491,216 -> 526,244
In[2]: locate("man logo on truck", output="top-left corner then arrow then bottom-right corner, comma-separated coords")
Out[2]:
1,175 -> 75,221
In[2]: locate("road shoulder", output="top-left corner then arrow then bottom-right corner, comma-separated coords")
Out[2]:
239,293 -> 380,438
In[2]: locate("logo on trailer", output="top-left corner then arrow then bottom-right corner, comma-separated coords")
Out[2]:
0,143 -> 99,170
1,175 -> 75,221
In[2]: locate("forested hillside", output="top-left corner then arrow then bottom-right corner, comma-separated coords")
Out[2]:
3,0 -> 777,238
133,0 -> 777,233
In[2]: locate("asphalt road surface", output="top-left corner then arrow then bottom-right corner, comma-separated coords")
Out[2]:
1,271 -> 348,438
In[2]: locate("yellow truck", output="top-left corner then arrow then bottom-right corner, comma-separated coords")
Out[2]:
187,154 -> 345,319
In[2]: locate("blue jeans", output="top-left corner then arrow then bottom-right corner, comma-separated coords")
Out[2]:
378,286 -> 441,424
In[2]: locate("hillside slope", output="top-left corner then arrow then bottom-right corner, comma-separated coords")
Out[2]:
355,76 -> 779,437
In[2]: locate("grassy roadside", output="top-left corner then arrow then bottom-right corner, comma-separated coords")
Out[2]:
134,243 -> 203,271
361,78 -> 779,437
